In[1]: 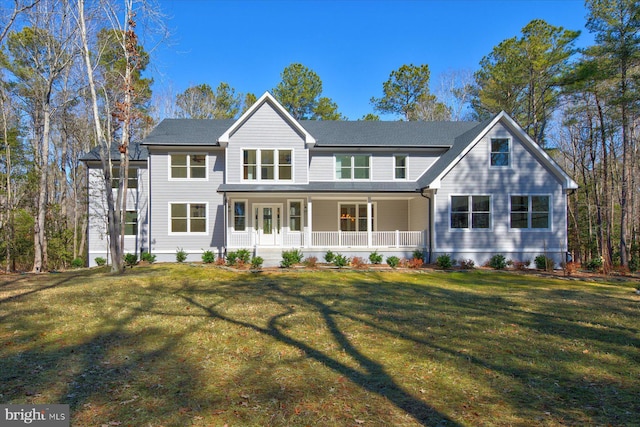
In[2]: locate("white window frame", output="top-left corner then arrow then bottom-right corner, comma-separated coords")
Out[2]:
287,199 -> 304,232
449,195 -> 492,231
232,199 -> 248,232
241,148 -> 293,182
168,202 -> 208,235
394,154 -> 408,180
337,202 -> 377,232
111,166 -> 138,189
490,138 -> 511,168
509,194 -> 552,231
335,154 -> 371,180
124,210 -> 138,237
169,153 -> 208,180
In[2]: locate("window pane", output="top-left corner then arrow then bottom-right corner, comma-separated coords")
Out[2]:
290,217 -> 301,231
290,202 -> 301,216
511,213 -> 529,228
336,155 -> 351,179
172,155 -> 188,178
395,155 -> 407,179
190,155 -> 206,178
124,211 -> 137,235
261,150 -> 274,165
279,150 -> 292,165
243,150 -> 256,164
190,218 -> 206,233
451,196 -> 469,212
531,212 -> 549,228
172,219 -> 187,233
340,205 -> 356,231
491,139 -> 509,153
472,196 -> 490,212
491,153 -> 509,167
354,167 -> 369,179
244,166 -> 256,180
262,165 -> 275,180
127,168 -> 138,189
452,212 -> 469,228
532,196 -> 549,212
279,165 -> 292,180
472,213 -> 490,229
191,204 -> 206,218
171,204 -> 187,217
511,196 -> 528,212
354,155 -> 369,167
172,154 -> 187,166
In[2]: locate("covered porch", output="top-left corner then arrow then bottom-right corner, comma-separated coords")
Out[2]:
225,193 -> 429,251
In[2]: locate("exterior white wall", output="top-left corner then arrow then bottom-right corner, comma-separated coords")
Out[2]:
226,102 -> 308,184
433,122 -> 568,266
87,164 -> 149,267
309,151 -> 440,181
148,148 -> 225,262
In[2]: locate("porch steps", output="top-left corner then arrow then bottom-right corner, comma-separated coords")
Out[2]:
254,247 -> 286,268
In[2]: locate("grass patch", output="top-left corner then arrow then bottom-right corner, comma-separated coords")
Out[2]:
0,265 -> 638,426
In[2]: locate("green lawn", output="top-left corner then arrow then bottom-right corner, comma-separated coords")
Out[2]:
1,265 -> 638,426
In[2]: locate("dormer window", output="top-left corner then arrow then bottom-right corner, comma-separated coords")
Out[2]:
490,138 -> 510,167
336,154 -> 370,180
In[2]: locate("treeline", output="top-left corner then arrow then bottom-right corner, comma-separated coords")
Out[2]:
0,0 -> 638,272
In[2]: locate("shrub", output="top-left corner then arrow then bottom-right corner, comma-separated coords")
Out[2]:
489,254 -> 507,270
436,254 -> 453,269
281,249 -> 304,268
71,257 -> 84,269
304,256 -> 318,268
250,256 -> 264,269
412,249 -> 424,261
124,253 -> 138,267
324,250 -> 335,263
94,257 -> 106,267
140,252 -> 156,263
584,257 -> 603,272
369,250 -> 383,265
386,256 -> 400,269
176,248 -> 188,263
629,257 -> 639,273
351,256 -> 366,269
407,257 -> 423,269
236,249 -> 251,264
333,253 -> 350,268
534,255 -> 555,271
226,251 -> 238,266
202,250 -> 216,264
563,261 -> 578,276
459,258 -> 475,270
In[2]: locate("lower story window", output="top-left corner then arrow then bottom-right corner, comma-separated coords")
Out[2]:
124,210 -> 137,235
340,203 -> 374,232
451,195 -> 490,229
171,203 -> 207,233
289,201 -> 302,231
511,195 -> 550,229
234,201 -> 246,231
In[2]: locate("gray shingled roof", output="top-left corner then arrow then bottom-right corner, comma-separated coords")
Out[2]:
80,141 -> 149,161
142,119 -> 235,145
139,118 -> 481,148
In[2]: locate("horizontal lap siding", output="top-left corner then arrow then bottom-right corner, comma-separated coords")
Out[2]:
149,149 -> 225,255
227,102 -> 307,183
435,123 -> 566,254
309,153 -> 333,181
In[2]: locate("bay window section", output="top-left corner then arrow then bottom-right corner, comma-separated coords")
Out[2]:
451,195 -> 490,229
170,203 -> 207,233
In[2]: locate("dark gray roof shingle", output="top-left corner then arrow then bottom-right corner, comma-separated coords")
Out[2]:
141,119 -> 235,145
80,141 -> 149,161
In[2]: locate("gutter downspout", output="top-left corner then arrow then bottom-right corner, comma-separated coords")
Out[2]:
420,187 -> 433,264
223,192 -> 228,258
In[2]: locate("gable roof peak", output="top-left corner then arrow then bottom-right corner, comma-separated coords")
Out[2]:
217,91 -> 316,147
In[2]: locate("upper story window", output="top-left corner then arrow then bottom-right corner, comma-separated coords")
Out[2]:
394,155 -> 407,179
451,195 -> 491,229
111,167 -> 138,189
124,210 -> 137,235
490,138 -> 510,167
511,195 -> 550,229
171,154 -> 206,179
336,154 -> 370,180
243,149 -> 292,181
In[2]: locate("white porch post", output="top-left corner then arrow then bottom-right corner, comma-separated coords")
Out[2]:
367,197 -> 372,247
306,197 -> 313,248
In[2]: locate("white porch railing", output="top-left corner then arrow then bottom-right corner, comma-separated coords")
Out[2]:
229,230 -> 425,248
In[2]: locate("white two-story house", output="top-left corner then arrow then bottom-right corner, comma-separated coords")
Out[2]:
83,92 -> 578,267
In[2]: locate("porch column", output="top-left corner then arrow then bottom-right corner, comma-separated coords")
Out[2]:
367,197 -> 372,247
306,197 -> 313,248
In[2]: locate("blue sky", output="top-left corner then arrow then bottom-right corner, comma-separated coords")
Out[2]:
150,0 -> 594,120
